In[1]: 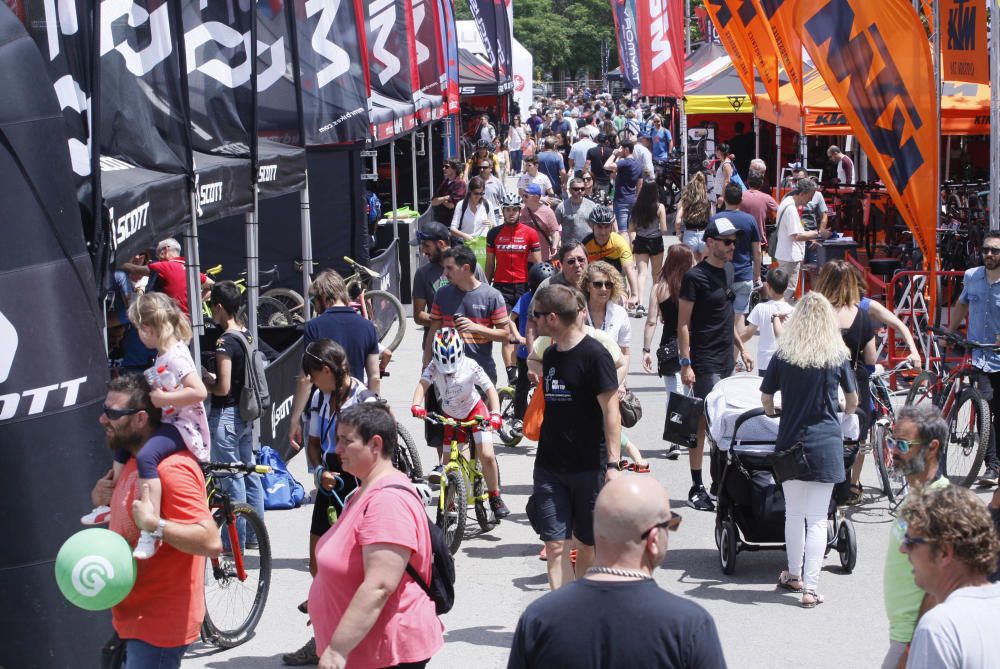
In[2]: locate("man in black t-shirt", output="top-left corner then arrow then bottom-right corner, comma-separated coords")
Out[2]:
678,219 -> 754,512
584,133 -> 615,197
527,284 -> 621,591
509,476 -> 727,669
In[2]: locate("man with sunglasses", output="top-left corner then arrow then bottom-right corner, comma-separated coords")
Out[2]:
478,161 -> 507,212
949,231 -> 1000,486
881,403 -> 948,669
773,178 -> 831,302
555,177 -> 597,245
511,476 -> 726,668
92,374 -> 221,667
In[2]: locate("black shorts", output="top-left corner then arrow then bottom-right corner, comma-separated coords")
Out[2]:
632,235 -> 665,256
526,466 -> 604,546
494,281 -> 529,311
310,470 -> 360,536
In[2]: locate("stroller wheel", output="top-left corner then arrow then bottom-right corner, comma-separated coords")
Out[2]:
714,522 -> 722,550
824,518 -> 836,557
719,520 -> 738,575
838,521 -> 858,573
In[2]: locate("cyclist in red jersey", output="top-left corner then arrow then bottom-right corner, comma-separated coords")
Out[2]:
487,192 -> 542,384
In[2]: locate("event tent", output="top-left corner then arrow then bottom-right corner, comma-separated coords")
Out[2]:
684,42 -> 783,114
456,20 -> 533,114
757,70 -> 991,136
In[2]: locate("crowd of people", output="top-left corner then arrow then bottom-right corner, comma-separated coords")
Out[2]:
87,92 -> 1000,669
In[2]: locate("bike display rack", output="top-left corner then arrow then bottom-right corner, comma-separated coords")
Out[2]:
882,269 -> 966,373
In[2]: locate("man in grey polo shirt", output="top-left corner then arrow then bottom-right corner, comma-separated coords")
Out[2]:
556,178 -> 597,245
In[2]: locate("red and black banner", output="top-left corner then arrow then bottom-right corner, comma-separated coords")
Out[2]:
611,0 -> 641,90
437,0 -> 461,113
634,0 -> 683,97
363,0 -> 418,141
410,0 -> 445,122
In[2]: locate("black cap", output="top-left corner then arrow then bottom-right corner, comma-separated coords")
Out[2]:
409,221 -> 452,246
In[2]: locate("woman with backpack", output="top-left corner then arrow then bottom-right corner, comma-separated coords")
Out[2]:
449,176 -> 495,242
308,403 -> 443,669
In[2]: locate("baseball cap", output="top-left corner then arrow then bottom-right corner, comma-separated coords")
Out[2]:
409,221 -> 452,246
704,218 -> 737,239
524,183 -> 543,196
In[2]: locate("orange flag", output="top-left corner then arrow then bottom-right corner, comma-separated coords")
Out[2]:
726,0 -> 781,105
942,0 -> 989,84
755,0 -> 805,106
703,0 -> 756,99
795,0 -> 937,267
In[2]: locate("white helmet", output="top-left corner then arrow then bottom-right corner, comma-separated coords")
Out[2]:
432,327 -> 464,374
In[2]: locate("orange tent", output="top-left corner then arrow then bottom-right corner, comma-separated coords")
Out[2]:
757,71 -> 990,136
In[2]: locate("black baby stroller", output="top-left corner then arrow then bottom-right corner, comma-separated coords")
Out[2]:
704,375 -> 860,576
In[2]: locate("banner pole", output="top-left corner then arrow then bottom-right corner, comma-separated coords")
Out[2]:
992,0 -> 1000,231
680,99 -> 688,185
685,0 -> 691,54
245,194 -> 259,340
753,110 -> 760,160
185,190 -> 203,364
428,123 -> 436,192
412,132 -> 420,210
391,139 -> 400,244
775,111 -> 781,191
799,115 -> 807,169
301,172 -> 313,320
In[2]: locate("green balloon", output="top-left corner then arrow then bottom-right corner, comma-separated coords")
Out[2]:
55,528 -> 136,611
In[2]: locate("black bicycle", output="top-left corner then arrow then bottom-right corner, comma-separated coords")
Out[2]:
201,462 -> 272,649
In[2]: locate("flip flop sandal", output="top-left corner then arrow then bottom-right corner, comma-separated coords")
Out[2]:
777,572 -> 803,592
801,590 -> 825,608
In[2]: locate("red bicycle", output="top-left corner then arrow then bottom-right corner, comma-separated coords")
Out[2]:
904,326 -> 998,486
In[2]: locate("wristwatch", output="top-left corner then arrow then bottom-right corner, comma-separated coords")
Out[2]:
151,517 -> 166,539
605,461 -> 624,471
642,347 -> 651,353
680,357 -> 692,367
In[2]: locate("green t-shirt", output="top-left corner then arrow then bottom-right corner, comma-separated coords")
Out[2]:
883,476 -> 950,642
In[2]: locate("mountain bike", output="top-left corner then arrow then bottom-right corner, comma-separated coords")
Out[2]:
343,256 -> 406,351
418,412 -> 497,554
905,326 -> 997,486
200,461 -> 272,649
202,264 -> 294,326
867,361 -> 913,506
393,421 -> 424,481
496,383 -> 533,447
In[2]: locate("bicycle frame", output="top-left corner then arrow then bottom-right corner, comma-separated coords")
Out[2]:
206,472 -> 250,581
440,425 -> 487,510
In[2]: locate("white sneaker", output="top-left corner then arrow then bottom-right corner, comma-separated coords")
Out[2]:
133,530 -> 161,560
81,505 -> 111,525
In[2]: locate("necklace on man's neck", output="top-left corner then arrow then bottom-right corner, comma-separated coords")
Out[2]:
586,566 -> 651,580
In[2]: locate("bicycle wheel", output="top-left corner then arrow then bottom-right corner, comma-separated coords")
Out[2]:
364,290 -> 406,351
472,467 -> 494,531
238,296 -> 293,328
870,421 -> 893,500
496,386 -> 523,447
437,469 -> 467,555
944,387 -> 989,487
262,287 -> 306,324
393,422 -> 424,480
202,504 -> 272,649
904,371 -> 937,407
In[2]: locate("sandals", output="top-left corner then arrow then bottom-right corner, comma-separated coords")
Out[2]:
801,590 -> 825,608
777,571 -> 803,592
844,483 -> 864,506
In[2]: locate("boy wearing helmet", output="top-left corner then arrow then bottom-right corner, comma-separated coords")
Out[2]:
412,328 -> 510,518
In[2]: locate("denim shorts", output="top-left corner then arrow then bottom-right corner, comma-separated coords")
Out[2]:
526,466 -> 604,545
732,280 -> 754,315
682,229 -> 705,254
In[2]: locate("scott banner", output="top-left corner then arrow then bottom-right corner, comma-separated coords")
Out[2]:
633,0 -> 683,97
797,0 -> 937,265
611,0 -> 641,90
703,0 -> 756,98
942,0 -> 988,85
756,0 -> 804,105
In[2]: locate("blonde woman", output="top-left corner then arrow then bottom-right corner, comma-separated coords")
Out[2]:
674,172 -> 712,256
761,292 -> 858,608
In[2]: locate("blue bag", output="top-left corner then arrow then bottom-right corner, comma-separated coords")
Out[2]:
258,446 -> 305,510
729,165 -> 747,192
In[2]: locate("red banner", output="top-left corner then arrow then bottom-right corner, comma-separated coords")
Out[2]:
796,0 -> 937,267
756,0 -> 805,105
703,0 -> 756,99
634,0 -> 684,97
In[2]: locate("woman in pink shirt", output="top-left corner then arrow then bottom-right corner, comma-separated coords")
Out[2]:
309,403 -> 442,669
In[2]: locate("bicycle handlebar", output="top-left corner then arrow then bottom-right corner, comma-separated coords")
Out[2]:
202,462 -> 272,475
928,326 -> 1000,352
419,412 -> 489,428
871,360 -> 914,379
343,256 -> 380,279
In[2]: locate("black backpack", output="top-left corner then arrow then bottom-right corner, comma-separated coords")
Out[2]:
380,484 -> 455,615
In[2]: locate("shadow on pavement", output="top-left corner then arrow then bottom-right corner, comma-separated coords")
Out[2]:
445,624 -> 515,650
462,542 -> 540,560
270,557 -> 311,573
511,572 -> 549,592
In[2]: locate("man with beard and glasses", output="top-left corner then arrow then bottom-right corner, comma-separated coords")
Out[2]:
949,231 -> 1000,486
91,374 -> 220,668
880,403 -> 948,669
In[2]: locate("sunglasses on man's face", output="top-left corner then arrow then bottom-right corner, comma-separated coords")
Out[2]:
983,247 -> 1000,256
564,257 -> 587,266
571,187 -> 584,192
887,437 -> 924,454
640,511 -> 682,539
102,405 -> 142,420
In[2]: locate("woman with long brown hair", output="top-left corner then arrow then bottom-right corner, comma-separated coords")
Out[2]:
628,178 -> 668,318
674,172 -> 711,256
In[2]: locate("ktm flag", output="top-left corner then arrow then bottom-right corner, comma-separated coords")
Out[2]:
634,0 -> 683,97
726,0 -> 781,105
756,0 -> 805,105
796,0 -> 937,266
703,0 -> 756,99
942,0 -> 988,84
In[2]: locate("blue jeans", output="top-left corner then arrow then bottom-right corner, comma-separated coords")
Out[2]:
124,639 -> 188,669
613,199 -> 633,232
510,149 -> 523,173
209,406 -> 264,547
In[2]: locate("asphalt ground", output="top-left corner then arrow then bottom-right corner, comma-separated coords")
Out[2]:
183,235 -> 943,669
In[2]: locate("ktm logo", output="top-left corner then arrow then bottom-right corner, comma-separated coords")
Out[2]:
815,112 -> 847,126
647,0 -> 674,70
368,0 -> 402,84
305,0 -> 351,88
947,0 -> 977,52
100,0 -> 174,76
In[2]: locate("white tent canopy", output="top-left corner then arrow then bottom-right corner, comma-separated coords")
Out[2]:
457,20 -> 533,114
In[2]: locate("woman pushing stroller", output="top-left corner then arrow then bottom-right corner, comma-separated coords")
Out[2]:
760,292 -> 859,608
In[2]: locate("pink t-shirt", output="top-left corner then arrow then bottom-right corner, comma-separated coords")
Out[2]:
309,472 -> 443,668
154,342 -> 210,461
739,188 -> 778,240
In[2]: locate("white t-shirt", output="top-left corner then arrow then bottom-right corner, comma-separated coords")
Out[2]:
450,199 -> 494,237
587,301 -> 632,350
421,357 -> 494,418
308,377 -> 378,453
518,172 -> 554,195
747,300 -> 793,371
508,126 -> 525,152
774,196 -> 806,263
631,142 -> 655,179
907,583 -> 1000,669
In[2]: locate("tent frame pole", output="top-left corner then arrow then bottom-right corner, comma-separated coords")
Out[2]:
428,123 -> 436,193
185,189 -> 203,364
412,132 -> 419,210
301,173 -> 313,320
992,3 -> 1000,230
753,110 -> 760,158
775,111 -> 781,190
799,116 -> 807,169
680,99 -> 688,185
390,139 -> 400,244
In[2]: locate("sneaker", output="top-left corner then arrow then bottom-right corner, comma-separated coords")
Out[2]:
511,419 -> 524,439
427,465 -> 444,485
245,541 -> 259,551
489,496 -> 511,519
282,638 -> 319,666
978,467 -> 1000,486
133,530 -> 161,560
665,444 -> 681,461
687,485 -> 715,512
81,505 -> 111,526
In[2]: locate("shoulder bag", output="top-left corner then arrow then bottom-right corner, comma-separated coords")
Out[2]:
771,438 -> 812,484
619,388 -> 642,427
